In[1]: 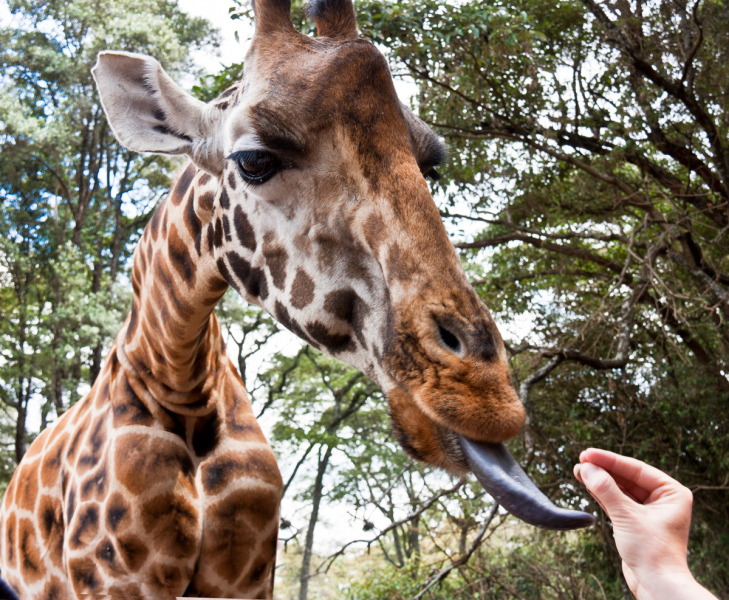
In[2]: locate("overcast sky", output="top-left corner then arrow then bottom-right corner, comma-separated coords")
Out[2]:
178,0 -> 252,67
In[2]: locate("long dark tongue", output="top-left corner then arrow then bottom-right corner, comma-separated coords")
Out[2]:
459,436 -> 595,530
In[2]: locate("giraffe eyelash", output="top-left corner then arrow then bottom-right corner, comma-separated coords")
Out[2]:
425,168 -> 441,181
228,150 -> 282,185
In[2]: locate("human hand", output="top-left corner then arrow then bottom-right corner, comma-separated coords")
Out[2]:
573,448 -> 717,600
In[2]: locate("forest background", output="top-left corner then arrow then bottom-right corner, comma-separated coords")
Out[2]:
1,0 -> 727,598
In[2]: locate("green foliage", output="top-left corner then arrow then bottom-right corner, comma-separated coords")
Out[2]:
345,558 -> 444,600
193,62 -> 245,101
346,530 -> 623,600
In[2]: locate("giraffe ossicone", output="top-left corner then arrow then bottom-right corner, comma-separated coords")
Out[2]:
0,0 -> 591,597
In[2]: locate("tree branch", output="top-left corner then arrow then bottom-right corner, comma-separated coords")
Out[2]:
456,233 -> 626,276
312,477 -> 467,577
411,502 -> 500,600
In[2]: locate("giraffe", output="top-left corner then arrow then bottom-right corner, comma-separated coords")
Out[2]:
0,0 -> 593,597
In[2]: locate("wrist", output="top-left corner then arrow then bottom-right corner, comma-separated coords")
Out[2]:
633,569 -> 712,600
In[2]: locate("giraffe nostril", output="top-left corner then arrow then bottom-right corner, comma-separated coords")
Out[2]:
437,323 -> 462,355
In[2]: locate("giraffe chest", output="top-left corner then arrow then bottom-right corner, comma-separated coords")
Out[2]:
187,424 -> 283,597
0,372 -> 283,599
100,401 -> 283,597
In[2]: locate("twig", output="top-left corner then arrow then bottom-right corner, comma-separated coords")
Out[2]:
411,502 -> 500,599
312,477 -> 467,577
362,459 -> 414,523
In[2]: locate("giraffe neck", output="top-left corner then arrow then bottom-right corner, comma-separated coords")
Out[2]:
120,163 -> 229,417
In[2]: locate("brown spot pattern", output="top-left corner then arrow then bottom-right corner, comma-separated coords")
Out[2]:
16,465 -> 38,512
40,576 -> 65,600
105,492 -> 131,534
68,557 -> 101,593
69,503 -> 99,550
112,377 -> 154,428
40,433 -> 67,489
116,534 -> 148,572
168,224 -> 197,286
290,268 -> 315,309
199,191 -> 215,211
114,433 -> 194,496
233,205 -> 256,250
95,537 -> 125,576
220,187 -> 231,210
77,413 -> 106,474
79,459 -> 108,502
184,190 -> 203,256
222,214 -> 232,242
224,252 -> 269,300
201,449 -> 280,495
171,164 -> 196,206
192,410 -> 220,458
262,238 -> 288,289
223,391 -> 266,442
18,517 -> 43,583
37,495 -> 64,568
306,321 -> 355,354
206,487 -> 279,584
140,493 -> 199,559
4,512 -> 16,568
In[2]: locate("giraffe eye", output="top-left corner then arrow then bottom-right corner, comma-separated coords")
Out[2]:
229,150 -> 280,185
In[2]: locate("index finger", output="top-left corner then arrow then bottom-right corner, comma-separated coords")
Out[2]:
580,448 -> 678,496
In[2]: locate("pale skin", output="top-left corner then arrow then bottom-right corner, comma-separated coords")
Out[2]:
574,449 -> 718,600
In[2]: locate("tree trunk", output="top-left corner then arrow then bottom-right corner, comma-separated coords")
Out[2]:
408,514 -> 421,564
298,444 -> 333,600
14,384 -> 27,464
91,185 -> 125,384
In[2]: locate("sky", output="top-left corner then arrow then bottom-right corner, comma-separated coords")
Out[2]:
178,0 -> 251,67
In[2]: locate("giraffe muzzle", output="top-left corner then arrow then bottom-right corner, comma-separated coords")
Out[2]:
385,306 -> 594,530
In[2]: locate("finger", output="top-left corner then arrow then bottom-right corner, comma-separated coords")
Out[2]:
577,461 -> 642,506
579,463 -> 633,518
616,482 -> 642,504
608,471 -> 652,503
580,448 -> 677,495
588,491 -> 608,514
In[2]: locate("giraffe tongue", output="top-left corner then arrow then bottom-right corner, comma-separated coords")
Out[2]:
458,436 -> 595,530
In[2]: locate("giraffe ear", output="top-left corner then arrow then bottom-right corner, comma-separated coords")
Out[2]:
400,103 -> 447,179
252,0 -> 296,36
307,0 -> 358,39
92,51 -> 225,175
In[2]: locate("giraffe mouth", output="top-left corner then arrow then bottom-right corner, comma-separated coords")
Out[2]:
458,436 -> 595,530
387,387 -> 594,530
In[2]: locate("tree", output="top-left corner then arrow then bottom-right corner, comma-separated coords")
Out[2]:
0,0 -> 217,463
352,0 -> 729,595
255,347 -> 378,600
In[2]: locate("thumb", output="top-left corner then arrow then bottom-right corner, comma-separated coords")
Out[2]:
580,462 -> 630,518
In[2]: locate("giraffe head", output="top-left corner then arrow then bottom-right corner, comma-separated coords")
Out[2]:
93,0 -> 593,530
93,0 -> 521,472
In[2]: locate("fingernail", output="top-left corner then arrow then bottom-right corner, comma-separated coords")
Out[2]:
573,464 -> 582,481
581,462 -> 598,484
